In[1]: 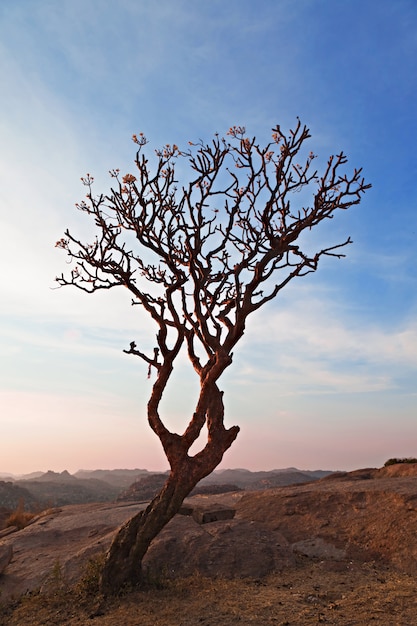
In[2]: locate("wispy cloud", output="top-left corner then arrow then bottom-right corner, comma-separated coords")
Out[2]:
230,282 -> 417,395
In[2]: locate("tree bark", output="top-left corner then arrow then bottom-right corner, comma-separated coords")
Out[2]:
99,471 -> 192,593
99,381 -> 239,595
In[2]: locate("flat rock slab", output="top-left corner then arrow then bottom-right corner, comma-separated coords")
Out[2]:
0,502 -> 144,602
5,473 -> 411,605
143,515 -> 294,579
0,498 -> 294,603
292,537 -> 346,560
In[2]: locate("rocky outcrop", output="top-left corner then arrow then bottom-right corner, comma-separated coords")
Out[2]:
142,515 -> 294,580
238,471 -> 417,575
1,467 -> 417,605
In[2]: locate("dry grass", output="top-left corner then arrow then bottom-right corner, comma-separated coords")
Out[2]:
4,500 -> 35,530
2,558 -> 417,625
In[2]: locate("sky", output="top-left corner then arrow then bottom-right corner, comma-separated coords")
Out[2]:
0,0 -> 416,475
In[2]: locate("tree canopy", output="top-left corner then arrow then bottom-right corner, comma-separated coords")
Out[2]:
56,120 -> 370,592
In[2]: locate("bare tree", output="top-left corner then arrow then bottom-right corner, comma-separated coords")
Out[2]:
56,120 -> 370,593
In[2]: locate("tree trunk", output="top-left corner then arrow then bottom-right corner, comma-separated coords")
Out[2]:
99,471 -> 192,594
99,379 -> 239,595
99,450 -> 234,594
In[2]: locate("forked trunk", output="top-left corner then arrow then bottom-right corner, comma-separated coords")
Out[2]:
99,379 -> 239,595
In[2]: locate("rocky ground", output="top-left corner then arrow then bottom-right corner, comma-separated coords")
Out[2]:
1,463 -> 417,624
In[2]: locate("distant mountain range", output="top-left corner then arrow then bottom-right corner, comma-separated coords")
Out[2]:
0,468 -> 150,486
201,468 -> 330,488
0,467 -> 333,511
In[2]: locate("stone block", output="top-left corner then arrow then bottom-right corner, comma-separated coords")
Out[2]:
192,506 -> 236,524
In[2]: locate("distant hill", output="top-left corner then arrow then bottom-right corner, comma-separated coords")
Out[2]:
200,468 -> 331,489
0,471 -> 44,482
0,481 -> 39,510
21,470 -> 78,483
74,469 -> 151,489
0,467 -> 334,511
117,473 -> 169,502
14,477 -> 120,507
0,473 -> 16,481
117,474 -> 242,502
117,468 -> 332,502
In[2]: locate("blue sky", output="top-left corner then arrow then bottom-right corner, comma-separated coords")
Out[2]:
0,0 -> 416,474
